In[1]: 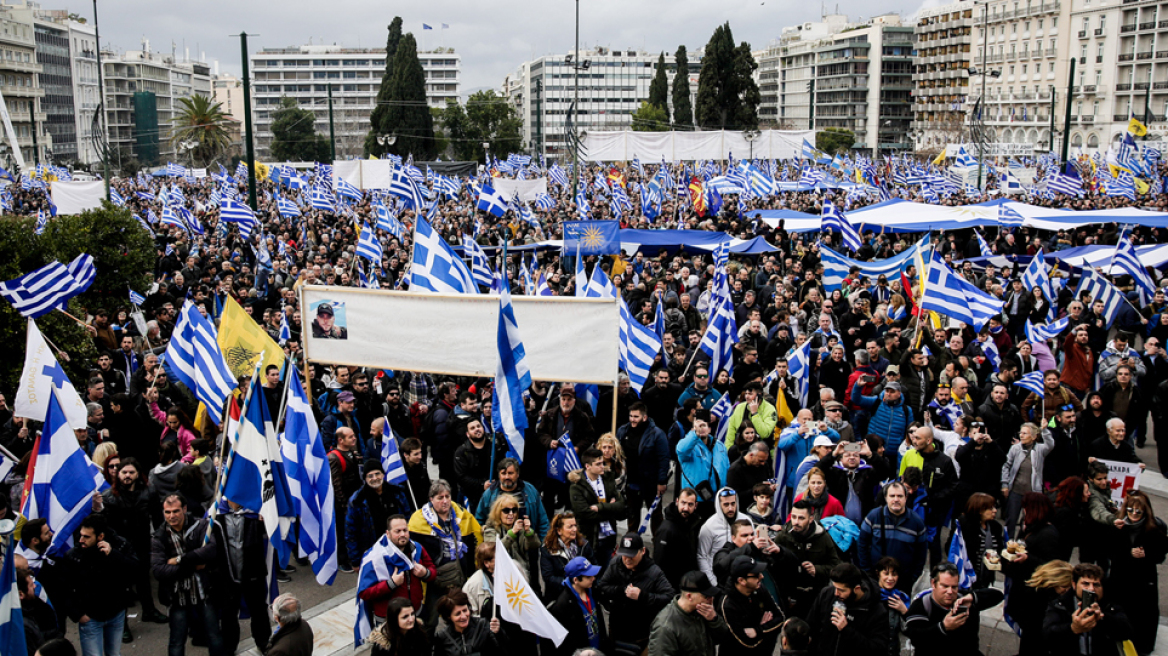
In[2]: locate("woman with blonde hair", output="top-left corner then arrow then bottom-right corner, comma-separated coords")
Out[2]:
887,293 -> 908,325
92,442 -> 120,486
482,494 -> 539,581
595,433 -> 626,493
1024,559 -> 1072,591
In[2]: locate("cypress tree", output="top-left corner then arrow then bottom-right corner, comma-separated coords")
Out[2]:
648,52 -> 670,122
384,33 -> 436,160
696,23 -> 733,129
672,45 -> 693,129
365,17 -> 403,157
732,42 -> 760,131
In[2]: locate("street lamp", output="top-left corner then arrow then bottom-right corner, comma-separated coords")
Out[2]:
743,129 -> 760,160
376,133 -> 397,147
483,141 -> 491,166
177,140 -> 198,169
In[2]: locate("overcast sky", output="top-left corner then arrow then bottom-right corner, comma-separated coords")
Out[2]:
93,0 -> 935,96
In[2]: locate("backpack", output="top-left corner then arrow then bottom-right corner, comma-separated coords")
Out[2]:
664,308 -> 686,338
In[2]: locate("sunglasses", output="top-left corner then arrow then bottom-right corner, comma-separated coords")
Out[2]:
501,508 -> 519,515
1059,404 -> 1075,412
718,489 -> 737,498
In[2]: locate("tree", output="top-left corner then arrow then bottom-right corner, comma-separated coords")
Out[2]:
382,33 -> 436,160
630,102 -> 669,132
817,128 -> 856,155
672,45 -> 693,130
440,90 -> 523,161
365,17 -> 404,157
648,53 -> 670,121
171,95 -> 232,167
0,204 -> 154,393
695,23 -> 760,131
269,96 -> 331,162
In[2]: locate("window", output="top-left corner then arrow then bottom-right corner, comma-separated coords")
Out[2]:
1082,17 -> 1089,31
1099,16 -> 1105,30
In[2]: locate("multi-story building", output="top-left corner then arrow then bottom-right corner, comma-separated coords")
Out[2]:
212,71 -> 246,123
763,14 -> 853,129
501,47 -> 702,160
0,4 -> 47,167
1088,0 -> 1168,148
67,19 -> 99,166
911,3 -> 975,153
101,40 -> 212,167
250,44 -> 461,159
969,0 -> 1070,152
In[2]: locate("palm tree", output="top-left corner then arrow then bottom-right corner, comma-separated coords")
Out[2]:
171,95 -> 232,167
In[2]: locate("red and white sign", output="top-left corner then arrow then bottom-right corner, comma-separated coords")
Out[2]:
1098,459 -> 1141,504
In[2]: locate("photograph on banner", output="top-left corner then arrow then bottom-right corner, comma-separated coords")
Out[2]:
311,299 -> 349,340
1098,458 -> 1141,503
562,220 -> 620,255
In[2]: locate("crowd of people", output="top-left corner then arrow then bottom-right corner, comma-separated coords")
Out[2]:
1,155 -> 1168,656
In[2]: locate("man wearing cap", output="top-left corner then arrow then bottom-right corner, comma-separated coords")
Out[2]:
777,409 -> 841,498
311,302 -> 347,339
345,459 -> 412,568
595,533 -> 675,651
321,390 -> 363,454
717,555 -> 785,656
546,556 -> 608,656
537,385 -> 596,515
647,571 -> 728,656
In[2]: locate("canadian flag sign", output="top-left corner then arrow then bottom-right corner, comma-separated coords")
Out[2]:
1098,459 -> 1141,504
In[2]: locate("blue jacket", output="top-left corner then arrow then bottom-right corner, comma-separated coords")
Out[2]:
320,411 -> 364,456
615,418 -> 672,491
856,505 -> 928,584
677,430 -> 730,493
677,384 -> 722,411
474,480 -> 550,538
853,380 -> 913,460
776,422 -> 841,487
344,483 -> 411,565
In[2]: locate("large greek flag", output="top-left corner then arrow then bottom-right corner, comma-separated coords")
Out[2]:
820,235 -> 929,292
920,249 -> 1003,331
0,254 -> 95,319
1074,267 -> 1124,327
162,301 -> 238,424
409,217 -> 479,294
619,299 -> 660,393
492,263 -> 533,461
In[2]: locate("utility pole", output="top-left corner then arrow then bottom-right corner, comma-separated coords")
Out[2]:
1143,82 -> 1152,141
1060,56 -> 1075,169
327,83 -> 336,161
1049,88 -> 1056,152
240,31 -> 258,211
571,0 -> 579,205
808,79 -> 815,130
976,1 -> 989,192
93,0 -> 110,200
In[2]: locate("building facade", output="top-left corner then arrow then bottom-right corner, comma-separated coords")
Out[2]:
501,47 -> 702,160
911,3 -> 974,153
0,4 -> 47,168
67,19 -> 99,166
250,44 -> 461,159
760,14 -> 853,129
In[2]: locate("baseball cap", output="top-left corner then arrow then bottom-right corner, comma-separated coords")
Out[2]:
812,435 -> 834,448
824,400 -> 844,410
884,365 -> 900,375
315,303 -> 334,316
730,555 -> 768,579
559,386 -> 576,398
564,556 -> 601,579
337,391 -> 355,403
884,382 -> 903,392
616,533 -> 644,558
679,571 -> 719,598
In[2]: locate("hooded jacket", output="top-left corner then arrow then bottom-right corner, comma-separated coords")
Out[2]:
677,429 -> 730,494
653,501 -> 703,587
805,573 -> 889,655
697,487 -> 749,585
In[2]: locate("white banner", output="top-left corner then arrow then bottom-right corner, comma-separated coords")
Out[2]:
491,178 -> 548,202
581,129 -> 815,162
333,160 -> 395,190
300,286 -> 620,384
1098,458 -> 1141,504
946,143 -> 1036,157
50,181 -> 106,215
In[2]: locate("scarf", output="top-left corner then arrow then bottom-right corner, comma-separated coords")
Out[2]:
422,502 -> 466,563
167,523 -> 203,606
564,580 -> 600,647
845,474 -> 864,524
557,538 -> 580,561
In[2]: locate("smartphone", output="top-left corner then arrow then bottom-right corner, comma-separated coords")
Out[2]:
1081,590 -> 1097,611
953,603 -> 969,616
844,443 -> 863,453
757,525 -> 770,540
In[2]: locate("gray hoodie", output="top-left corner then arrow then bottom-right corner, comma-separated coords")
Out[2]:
696,487 -> 749,586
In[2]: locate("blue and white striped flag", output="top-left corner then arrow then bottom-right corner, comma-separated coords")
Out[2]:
278,312 -> 291,345
220,197 -> 260,238
0,504 -> 28,656
921,249 -> 1003,331
1020,249 -> 1056,320
163,301 -> 238,424
1025,316 -> 1068,344
409,218 -> 479,294
1046,168 -> 1084,196
1014,371 -> 1046,398
710,393 -> 734,421
476,185 -> 509,218
997,203 -> 1025,227
0,254 -> 95,319
21,389 -> 107,556
1113,231 -> 1156,302
129,287 -> 146,306
981,338 -> 1001,372
354,534 -> 415,646
310,184 -> 337,212
356,223 -> 383,264
821,199 -> 862,252
279,367 -> 337,585
618,299 -> 661,393
637,495 -> 662,534
462,236 -> 494,289
948,522 -> 978,588
585,264 -> 617,299
786,340 -> 813,406
975,230 -> 993,257
380,422 -> 409,484
492,261 -> 533,461
1074,267 -> 1124,327
375,200 -> 407,241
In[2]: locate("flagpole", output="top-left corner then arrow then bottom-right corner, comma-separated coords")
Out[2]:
205,353 -> 264,545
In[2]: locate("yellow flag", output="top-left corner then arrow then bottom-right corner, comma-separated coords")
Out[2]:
932,150 -> 946,166
775,386 -> 794,431
1129,116 -> 1148,137
217,296 -> 285,380
1135,177 -> 1149,195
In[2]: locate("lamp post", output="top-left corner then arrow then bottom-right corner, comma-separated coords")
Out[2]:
743,129 -> 760,160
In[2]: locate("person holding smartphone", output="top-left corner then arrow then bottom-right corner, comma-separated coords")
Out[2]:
1042,563 -> 1135,656
903,562 -> 1004,655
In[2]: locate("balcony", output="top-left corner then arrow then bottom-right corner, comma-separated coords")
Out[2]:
1082,85 -> 1097,92
1136,81 -> 1150,89
1097,55 -> 1104,62
1118,83 -> 1133,90
1156,81 -> 1168,88
1045,48 -> 1058,57
1158,50 -> 1168,58
1139,51 -> 1155,59
1120,53 -> 1136,61
1115,114 -> 1129,121
1161,20 -> 1168,27
1080,115 -> 1095,123
1121,24 -> 1138,32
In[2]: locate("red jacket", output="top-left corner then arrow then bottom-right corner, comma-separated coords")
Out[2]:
1060,333 -> 1093,392
357,541 -> 436,617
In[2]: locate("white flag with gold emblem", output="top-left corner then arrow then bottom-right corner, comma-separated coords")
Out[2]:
494,536 -> 568,645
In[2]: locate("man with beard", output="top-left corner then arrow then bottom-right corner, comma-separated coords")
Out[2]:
151,495 -> 225,656
358,515 -> 437,618
346,459 -> 412,568
806,563 -> 889,656
102,458 -> 169,628
773,500 -> 841,618
653,488 -> 703,588
697,487 -> 749,587
616,403 -> 671,536
452,416 -> 509,511
400,438 -> 431,510
58,515 -> 138,653
717,556 -> 785,656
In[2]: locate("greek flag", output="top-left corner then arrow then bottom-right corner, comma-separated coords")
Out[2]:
536,270 -> 554,297
955,146 -> 979,168
999,171 -> 1025,195
547,432 -> 584,483
585,264 -> 617,299
220,197 -> 260,238
0,505 -> 28,656
1113,232 -> 1156,302
981,338 -> 1001,372
1020,249 -> 1056,319
975,230 -> 993,257
1107,171 -> 1137,201
575,184 -> 590,219
492,262 -> 533,461
336,177 -> 364,201
637,495 -> 662,534
278,312 -> 291,345
653,298 -> 667,341
163,301 -> 238,424
375,200 -> 407,241
548,164 -> 569,188
161,205 -> 185,232
354,534 -> 415,646
1014,371 -> 1046,398
380,422 -> 409,484
997,204 -> 1025,227
699,291 -> 738,375
821,199 -> 862,252
1074,267 -> 1124,327
409,217 -> 479,294
1046,168 -> 1084,196
34,210 -> 48,235
279,367 -> 337,585
22,389 -> 107,556
618,299 -> 661,393
921,249 -> 1003,331
948,522 -> 978,588
388,167 -> 426,210
462,235 -> 494,288
310,184 -> 337,212
434,175 -> 460,199
223,371 -> 296,565
0,254 -> 96,319
574,244 -> 588,297
1025,316 -> 1068,343
534,193 -> 556,210
277,195 -> 302,218
819,235 -> 928,292
356,223 -> 383,264
109,188 -> 126,206
710,393 -> 734,421
786,340 -> 813,405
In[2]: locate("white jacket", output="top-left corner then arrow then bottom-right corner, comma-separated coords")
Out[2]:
696,487 -> 749,586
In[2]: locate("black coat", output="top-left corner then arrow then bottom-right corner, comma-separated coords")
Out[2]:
954,439 -> 1007,501
266,619 -> 315,656
58,532 -> 138,621
904,586 -> 1005,656
1043,589 -> 1134,655
545,586 -> 608,656
595,555 -> 675,644
716,583 -> 785,656
434,617 -> 508,656
150,517 -> 221,607
975,400 -> 1022,451
1107,519 -> 1168,653
805,576 -> 889,656
652,502 -> 702,588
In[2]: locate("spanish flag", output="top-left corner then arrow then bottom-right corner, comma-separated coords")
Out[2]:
1129,115 -> 1148,137
607,167 -> 626,188
217,296 -> 285,380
